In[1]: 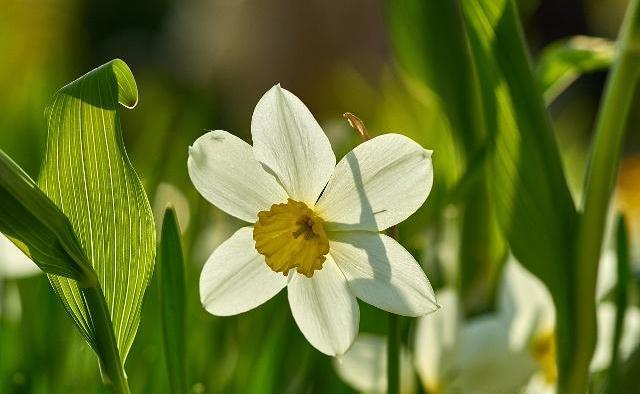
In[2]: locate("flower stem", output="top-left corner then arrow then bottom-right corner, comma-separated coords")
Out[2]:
571,0 -> 640,392
80,272 -> 130,394
387,225 -> 401,394
387,311 -> 400,394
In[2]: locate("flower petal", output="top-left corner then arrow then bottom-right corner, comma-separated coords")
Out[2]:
188,130 -> 288,223
199,227 -> 287,316
498,258 -> 555,350
0,234 -> 41,278
596,250 -> 617,301
591,303 -> 640,371
333,334 -> 387,393
414,289 -> 460,393
333,333 -> 415,394
287,256 -> 359,356
251,85 -> 335,206
315,134 -> 433,232
457,315 -> 537,393
329,231 -> 438,316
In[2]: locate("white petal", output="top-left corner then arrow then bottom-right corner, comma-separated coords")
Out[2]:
0,234 -> 41,278
333,334 -> 387,393
188,130 -> 288,223
315,134 -> 433,232
524,373 -> 557,394
414,289 -> 460,393
456,315 -> 538,393
596,250 -> 617,301
333,334 -> 415,394
251,85 -> 335,206
329,231 -> 438,316
591,303 -> 640,371
287,257 -> 359,356
199,227 -> 287,316
498,258 -> 555,350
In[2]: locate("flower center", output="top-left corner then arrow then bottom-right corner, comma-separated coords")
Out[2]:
253,199 -> 330,277
530,330 -> 557,384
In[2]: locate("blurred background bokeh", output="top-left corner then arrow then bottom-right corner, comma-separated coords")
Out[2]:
1,0 -> 639,393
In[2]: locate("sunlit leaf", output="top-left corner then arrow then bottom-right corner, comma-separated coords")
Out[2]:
0,149 -> 89,280
459,0 -> 578,385
159,206 -> 187,394
387,0 -> 507,311
536,36 -> 615,104
38,59 -> 156,362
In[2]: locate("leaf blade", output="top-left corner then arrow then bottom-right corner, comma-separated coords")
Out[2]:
536,36 -> 615,103
38,59 -> 156,362
0,149 -> 90,280
159,206 -> 187,394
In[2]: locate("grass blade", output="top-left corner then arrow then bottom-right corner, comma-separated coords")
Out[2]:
159,206 -> 187,394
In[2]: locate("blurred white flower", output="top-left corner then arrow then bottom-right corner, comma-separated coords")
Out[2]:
0,233 -> 41,279
500,257 -> 640,392
335,289 -> 535,394
189,84 -> 437,356
336,254 -> 640,393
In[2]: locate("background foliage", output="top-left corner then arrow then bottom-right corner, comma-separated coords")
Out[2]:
1,0 -> 639,393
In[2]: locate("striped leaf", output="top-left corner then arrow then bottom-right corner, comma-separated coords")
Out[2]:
38,59 -> 156,362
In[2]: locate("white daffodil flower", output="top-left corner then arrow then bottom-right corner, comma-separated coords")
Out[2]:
0,233 -> 41,279
335,289 -> 535,394
188,84 -> 438,356
500,257 -> 640,392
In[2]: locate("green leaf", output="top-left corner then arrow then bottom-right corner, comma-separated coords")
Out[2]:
536,36 -> 615,104
0,149 -> 90,281
606,213 -> 631,392
386,0 -> 485,154
386,0 -> 507,312
457,0 -> 579,388
159,206 -> 187,394
38,59 -> 156,362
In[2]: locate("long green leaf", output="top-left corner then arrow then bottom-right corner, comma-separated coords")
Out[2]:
574,1 -> 640,390
458,0 -> 579,388
536,36 -> 615,104
38,59 -> 156,362
159,206 -> 187,394
387,0 -> 507,313
0,149 -> 90,281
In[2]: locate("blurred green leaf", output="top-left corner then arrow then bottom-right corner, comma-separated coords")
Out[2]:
606,214 -> 631,392
458,0 -> 579,387
159,206 -> 187,394
38,59 -> 156,363
536,36 -> 615,104
0,149 -> 89,280
387,0 -> 507,312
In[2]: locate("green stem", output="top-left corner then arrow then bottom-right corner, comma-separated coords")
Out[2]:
81,273 -> 130,394
387,312 -> 400,394
387,225 -> 400,394
571,0 -> 640,392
